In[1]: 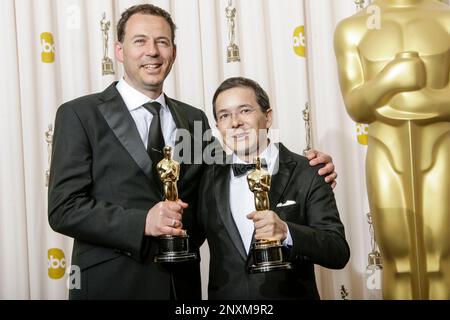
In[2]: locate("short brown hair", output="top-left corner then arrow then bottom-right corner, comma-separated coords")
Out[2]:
117,4 -> 177,43
212,77 -> 271,120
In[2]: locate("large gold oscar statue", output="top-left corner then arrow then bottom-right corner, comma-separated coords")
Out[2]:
334,0 -> 450,299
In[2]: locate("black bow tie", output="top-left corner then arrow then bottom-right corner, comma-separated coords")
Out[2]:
231,160 -> 268,177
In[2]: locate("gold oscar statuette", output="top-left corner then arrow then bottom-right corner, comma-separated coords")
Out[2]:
247,157 -> 292,273
334,0 -> 450,299
154,146 -> 197,263
100,13 -> 115,75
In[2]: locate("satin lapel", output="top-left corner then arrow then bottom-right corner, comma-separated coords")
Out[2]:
214,164 -> 248,261
96,84 -> 157,186
164,96 -> 192,180
269,144 -> 297,211
166,96 -> 190,131
166,96 -> 196,185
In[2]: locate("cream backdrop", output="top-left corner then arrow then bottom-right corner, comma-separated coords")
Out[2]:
1,0 -> 385,299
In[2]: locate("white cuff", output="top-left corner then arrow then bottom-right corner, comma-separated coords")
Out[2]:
282,225 -> 293,247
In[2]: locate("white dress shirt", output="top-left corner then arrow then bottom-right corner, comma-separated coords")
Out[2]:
116,78 -> 177,149
229,143 -> 293,254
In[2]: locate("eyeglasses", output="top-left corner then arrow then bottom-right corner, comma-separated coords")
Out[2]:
216,106 -> 258,124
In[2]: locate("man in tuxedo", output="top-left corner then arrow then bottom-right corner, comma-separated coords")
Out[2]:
48,4 -> 211,300
197,77 -> 350,299
48,5 -> 338,300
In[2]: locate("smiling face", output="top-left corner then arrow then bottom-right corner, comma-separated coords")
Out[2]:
115,13 -> 176,99
215,86 -> 272,160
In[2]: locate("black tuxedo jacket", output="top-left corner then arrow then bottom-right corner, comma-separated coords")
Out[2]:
48,82 -> 210,299
196,144 -> 350,300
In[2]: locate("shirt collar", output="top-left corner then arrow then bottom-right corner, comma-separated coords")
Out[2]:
231,141 -> 279,175
116,78 -> 167,111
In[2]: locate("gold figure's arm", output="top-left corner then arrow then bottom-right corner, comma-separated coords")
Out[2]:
260,177 -> 271,192
248,178 -> 256,191
334,21 -> 426,124
247,175 -> 270,192
379,84 -> 450,121
426,82 -> 450,120
160,167 -> 174,180
260,182 -> 270,191
375,33 -> 450,121
248,181 -> 264,192
399,51 -> 450,120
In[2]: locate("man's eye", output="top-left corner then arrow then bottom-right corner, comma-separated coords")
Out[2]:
134,39 -> 145,45
157,40 -> 169,46
219,114 -> 229,120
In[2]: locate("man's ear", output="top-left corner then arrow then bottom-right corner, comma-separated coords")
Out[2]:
173,45 -> 177,61
115,41 -> 124,63
265,108 -> 273,129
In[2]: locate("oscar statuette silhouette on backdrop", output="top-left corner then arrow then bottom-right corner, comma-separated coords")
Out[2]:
334,0 -> 450,299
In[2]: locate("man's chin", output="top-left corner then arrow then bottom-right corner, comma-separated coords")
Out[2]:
140,72 -> 165,84
230,145 -> 258,160
141,80 -> 164,91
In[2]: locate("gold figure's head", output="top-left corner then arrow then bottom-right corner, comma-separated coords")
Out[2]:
255,157 -> 261,170
163,146 -> 172,159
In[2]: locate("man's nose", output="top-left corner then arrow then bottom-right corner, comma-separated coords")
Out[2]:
231,113 -> 243,128
145,41 -> 159,56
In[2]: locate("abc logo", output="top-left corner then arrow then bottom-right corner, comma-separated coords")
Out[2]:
41,32 -> 55,63
48,248 -> 66,280
356,123 -> 369,145
293,25 -> 306,57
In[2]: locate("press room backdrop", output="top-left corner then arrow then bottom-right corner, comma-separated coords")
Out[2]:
0,0 -> 407,299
